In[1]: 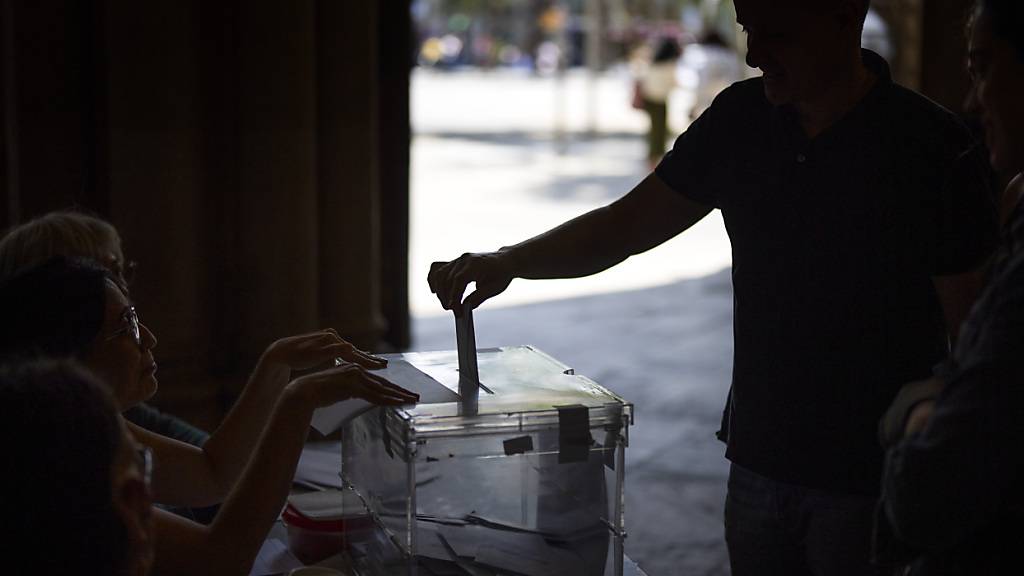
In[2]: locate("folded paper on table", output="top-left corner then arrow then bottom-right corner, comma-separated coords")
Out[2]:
310,360 -> 460,435
293,445 -> 343,490
248,537 -> 302,576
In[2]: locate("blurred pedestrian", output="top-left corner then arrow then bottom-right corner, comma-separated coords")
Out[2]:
686,30 -> 742,121
640,38 -> 682,169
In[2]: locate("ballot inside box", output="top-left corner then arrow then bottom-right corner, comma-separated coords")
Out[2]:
339,345 -> 633,576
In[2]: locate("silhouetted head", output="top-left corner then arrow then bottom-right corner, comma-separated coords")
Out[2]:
0,210 -> 132,287
734,0 -> 870,106
0,257 -> 160,409
967,0 -> 1024,174
2,359 -> 154,576
652,38 -> 682,63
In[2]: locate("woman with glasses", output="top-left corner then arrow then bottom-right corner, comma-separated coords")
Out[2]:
0,210 -> 207,448
876,1 -> 1024,573
0,257 -> 419,575
2,358 -> 155,576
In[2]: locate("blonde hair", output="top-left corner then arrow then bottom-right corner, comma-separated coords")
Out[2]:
0,211 -> 123,281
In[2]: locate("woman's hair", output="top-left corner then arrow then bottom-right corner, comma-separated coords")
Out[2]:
0,257 -> 113,361
979,0 -> 1024,60
0,358 -> 128,575
0,210 -> 122,281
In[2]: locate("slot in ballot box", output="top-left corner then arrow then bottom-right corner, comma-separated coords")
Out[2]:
340,345 -> 633,576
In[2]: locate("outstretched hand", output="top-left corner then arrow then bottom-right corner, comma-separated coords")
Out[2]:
427,251 -> 514,312
265,329 -> 387,372
290,362 -> 419,409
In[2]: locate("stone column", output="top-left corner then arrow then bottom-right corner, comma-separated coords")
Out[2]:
872,0 -> 923,90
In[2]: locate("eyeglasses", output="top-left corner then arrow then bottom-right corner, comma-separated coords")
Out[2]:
121,260 -> 138,287
104,306 -> 141,347
135,445 -> 153,488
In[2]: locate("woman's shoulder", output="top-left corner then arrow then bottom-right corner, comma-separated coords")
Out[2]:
1009,174 -> 1024,207
1006,174 -> 1024,239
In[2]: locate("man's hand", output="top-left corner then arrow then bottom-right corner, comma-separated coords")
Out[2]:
264,329 -> 387,372
427,251 -> 514,312
289,362 -> 419,409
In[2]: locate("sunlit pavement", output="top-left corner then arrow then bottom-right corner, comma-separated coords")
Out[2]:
410,67 -> 734,575
409,67 -> 731,317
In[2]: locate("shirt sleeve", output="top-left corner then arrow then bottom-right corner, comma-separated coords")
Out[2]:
881,261 -> 1024,551
653,85 -> 736,208
930,144 -> 999,276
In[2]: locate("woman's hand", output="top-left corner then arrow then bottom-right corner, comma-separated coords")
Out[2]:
149,364 -> 415,575
288,362 -> 418,409
263,329 -> 387,373
180,330 -> 393,506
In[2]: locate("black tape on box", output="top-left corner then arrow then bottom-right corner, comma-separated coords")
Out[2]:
503,435 -> 534,456
556,404 -> 592,464
603,402 -> 623,470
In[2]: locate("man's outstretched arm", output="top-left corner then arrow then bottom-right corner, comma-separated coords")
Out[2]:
427,173 -> 713,311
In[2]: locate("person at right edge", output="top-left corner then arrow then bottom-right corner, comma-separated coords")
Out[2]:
875,0 -> 1024,574
427,1 -> 999,575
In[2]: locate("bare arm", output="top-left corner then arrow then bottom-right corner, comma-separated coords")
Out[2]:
149,364 -> 418,576
428,173 -> 712,310
140,330 -> 386,507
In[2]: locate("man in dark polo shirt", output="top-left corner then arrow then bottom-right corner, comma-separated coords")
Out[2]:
428,1 -> 997,574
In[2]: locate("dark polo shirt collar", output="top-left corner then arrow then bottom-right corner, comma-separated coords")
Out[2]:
776,49 -> 894,156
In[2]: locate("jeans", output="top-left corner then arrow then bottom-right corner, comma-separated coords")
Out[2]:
725,463 -> 891,576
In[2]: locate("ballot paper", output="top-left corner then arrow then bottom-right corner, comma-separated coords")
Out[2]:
455,308 -> 480,389
310,360 -> 460,435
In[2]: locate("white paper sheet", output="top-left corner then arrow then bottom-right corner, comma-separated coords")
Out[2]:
292,446 -> 343,490
248,538 -> 303,576
310,360 -> 460,435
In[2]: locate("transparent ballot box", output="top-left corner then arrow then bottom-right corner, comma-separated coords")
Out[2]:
341,345 -> 634,576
